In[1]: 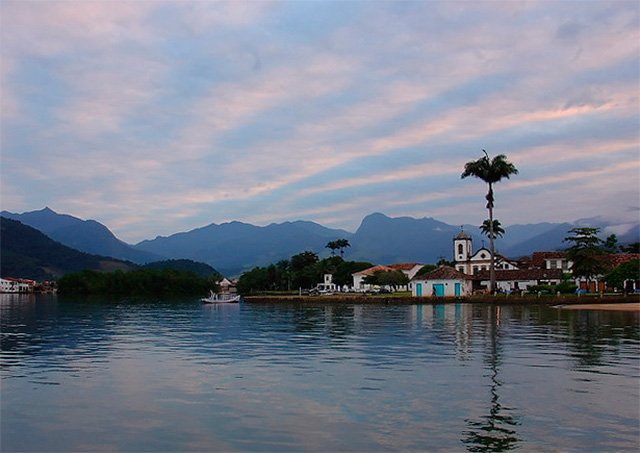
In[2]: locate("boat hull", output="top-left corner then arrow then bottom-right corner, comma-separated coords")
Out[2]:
201,294 -> 241,304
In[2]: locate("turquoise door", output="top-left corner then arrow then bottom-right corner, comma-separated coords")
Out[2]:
454,282 -> 461,297
433,284 -> 445,296
416,283 -> 422,297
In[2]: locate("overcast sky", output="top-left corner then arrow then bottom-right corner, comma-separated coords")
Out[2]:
1,0 -> 638,242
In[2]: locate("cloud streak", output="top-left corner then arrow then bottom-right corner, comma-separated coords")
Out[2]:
1,0 -> 638,242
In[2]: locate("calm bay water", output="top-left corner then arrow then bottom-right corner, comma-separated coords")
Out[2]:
1,294 -> 639,452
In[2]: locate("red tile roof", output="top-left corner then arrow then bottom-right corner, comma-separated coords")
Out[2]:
388,263 -> 422,270
599,253 -> 640,270
412,266 -> 472,281
353,265 -> 394,276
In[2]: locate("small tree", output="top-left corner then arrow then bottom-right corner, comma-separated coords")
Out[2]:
364,270 -> 408,291
603,234 -> 619,253
604,259 -> 640,293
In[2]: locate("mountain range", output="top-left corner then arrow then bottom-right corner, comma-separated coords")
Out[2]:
1,207 -> 160,264
3,207 -> 638,277
0,217 -> 136,281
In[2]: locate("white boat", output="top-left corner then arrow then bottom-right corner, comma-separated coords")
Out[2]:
201,291 -> 241,304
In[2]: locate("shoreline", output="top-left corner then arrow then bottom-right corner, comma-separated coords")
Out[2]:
244,294 -> 640,308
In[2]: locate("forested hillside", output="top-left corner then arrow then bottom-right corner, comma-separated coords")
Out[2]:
0,217 -> 135,280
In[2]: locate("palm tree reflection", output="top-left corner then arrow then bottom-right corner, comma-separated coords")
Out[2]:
463,306 -> 521,451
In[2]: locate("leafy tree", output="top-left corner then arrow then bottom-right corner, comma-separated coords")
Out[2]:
363,270 -> 409,291
564,227 -> 607,291
289,251 -> 320,289
462,150 -> 518,293
604,259 -> 640,292
290,251 -> 319,271
480,219 -> 505,239
275,259 -> 291,291
332,260 -> 373,287
237,267 -> 270,294
603,234 -> 619,253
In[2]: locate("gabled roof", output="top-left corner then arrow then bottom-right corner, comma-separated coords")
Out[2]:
475,268 -> 564,281
352,265 -> 394,276
412,266 -> 472,281
388,263 -> 422,271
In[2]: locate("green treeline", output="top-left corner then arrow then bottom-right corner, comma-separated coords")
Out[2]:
57,269 -> 217,296
237,253 -> 373,294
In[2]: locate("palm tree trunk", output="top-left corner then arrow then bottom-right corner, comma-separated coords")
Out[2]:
488,183 -> 496,294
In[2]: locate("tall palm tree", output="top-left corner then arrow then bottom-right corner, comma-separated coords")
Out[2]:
480,219 -> 505,239
462,150 -> 518,293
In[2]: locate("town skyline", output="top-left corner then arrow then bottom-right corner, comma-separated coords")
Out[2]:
2,1 -> 638,243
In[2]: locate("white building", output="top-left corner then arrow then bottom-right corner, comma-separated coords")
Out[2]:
352,265 -> 394,291
314,273 -> 338,292
452,230 -> 517,275
411,266 -> 473,297
1,278 -> 33,293
475,269 -> 563,293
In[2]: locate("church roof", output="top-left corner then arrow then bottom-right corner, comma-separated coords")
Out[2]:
454,230 -> 470,240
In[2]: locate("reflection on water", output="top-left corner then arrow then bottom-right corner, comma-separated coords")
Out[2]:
463,306 -> 521,452
1,295 -> 639,452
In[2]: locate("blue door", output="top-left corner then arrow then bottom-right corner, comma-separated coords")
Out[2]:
454,282 -> 461,297
416,283 -> 422,297
433,284 -> 445,296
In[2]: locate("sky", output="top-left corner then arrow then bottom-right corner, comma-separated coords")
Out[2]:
1,0 -> 639,243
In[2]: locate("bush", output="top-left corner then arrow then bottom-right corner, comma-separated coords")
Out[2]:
527,282 -> 577,295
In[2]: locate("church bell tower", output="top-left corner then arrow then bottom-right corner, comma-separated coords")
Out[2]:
453,229 -> 472,265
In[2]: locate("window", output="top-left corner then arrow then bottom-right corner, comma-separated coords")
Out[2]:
458,266 -> 465,273
473,266 -> 479,275
550,260 -> 557,269
458,244 -> 463,255
480,253 -> 486,259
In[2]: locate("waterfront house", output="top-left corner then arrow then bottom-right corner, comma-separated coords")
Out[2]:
411,266 -> 472,297
352,265 -> 394,291
452,229 -> 639,293
1,277 -> 35,293
352,263 -> 425,292
474,268 -> 563,293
